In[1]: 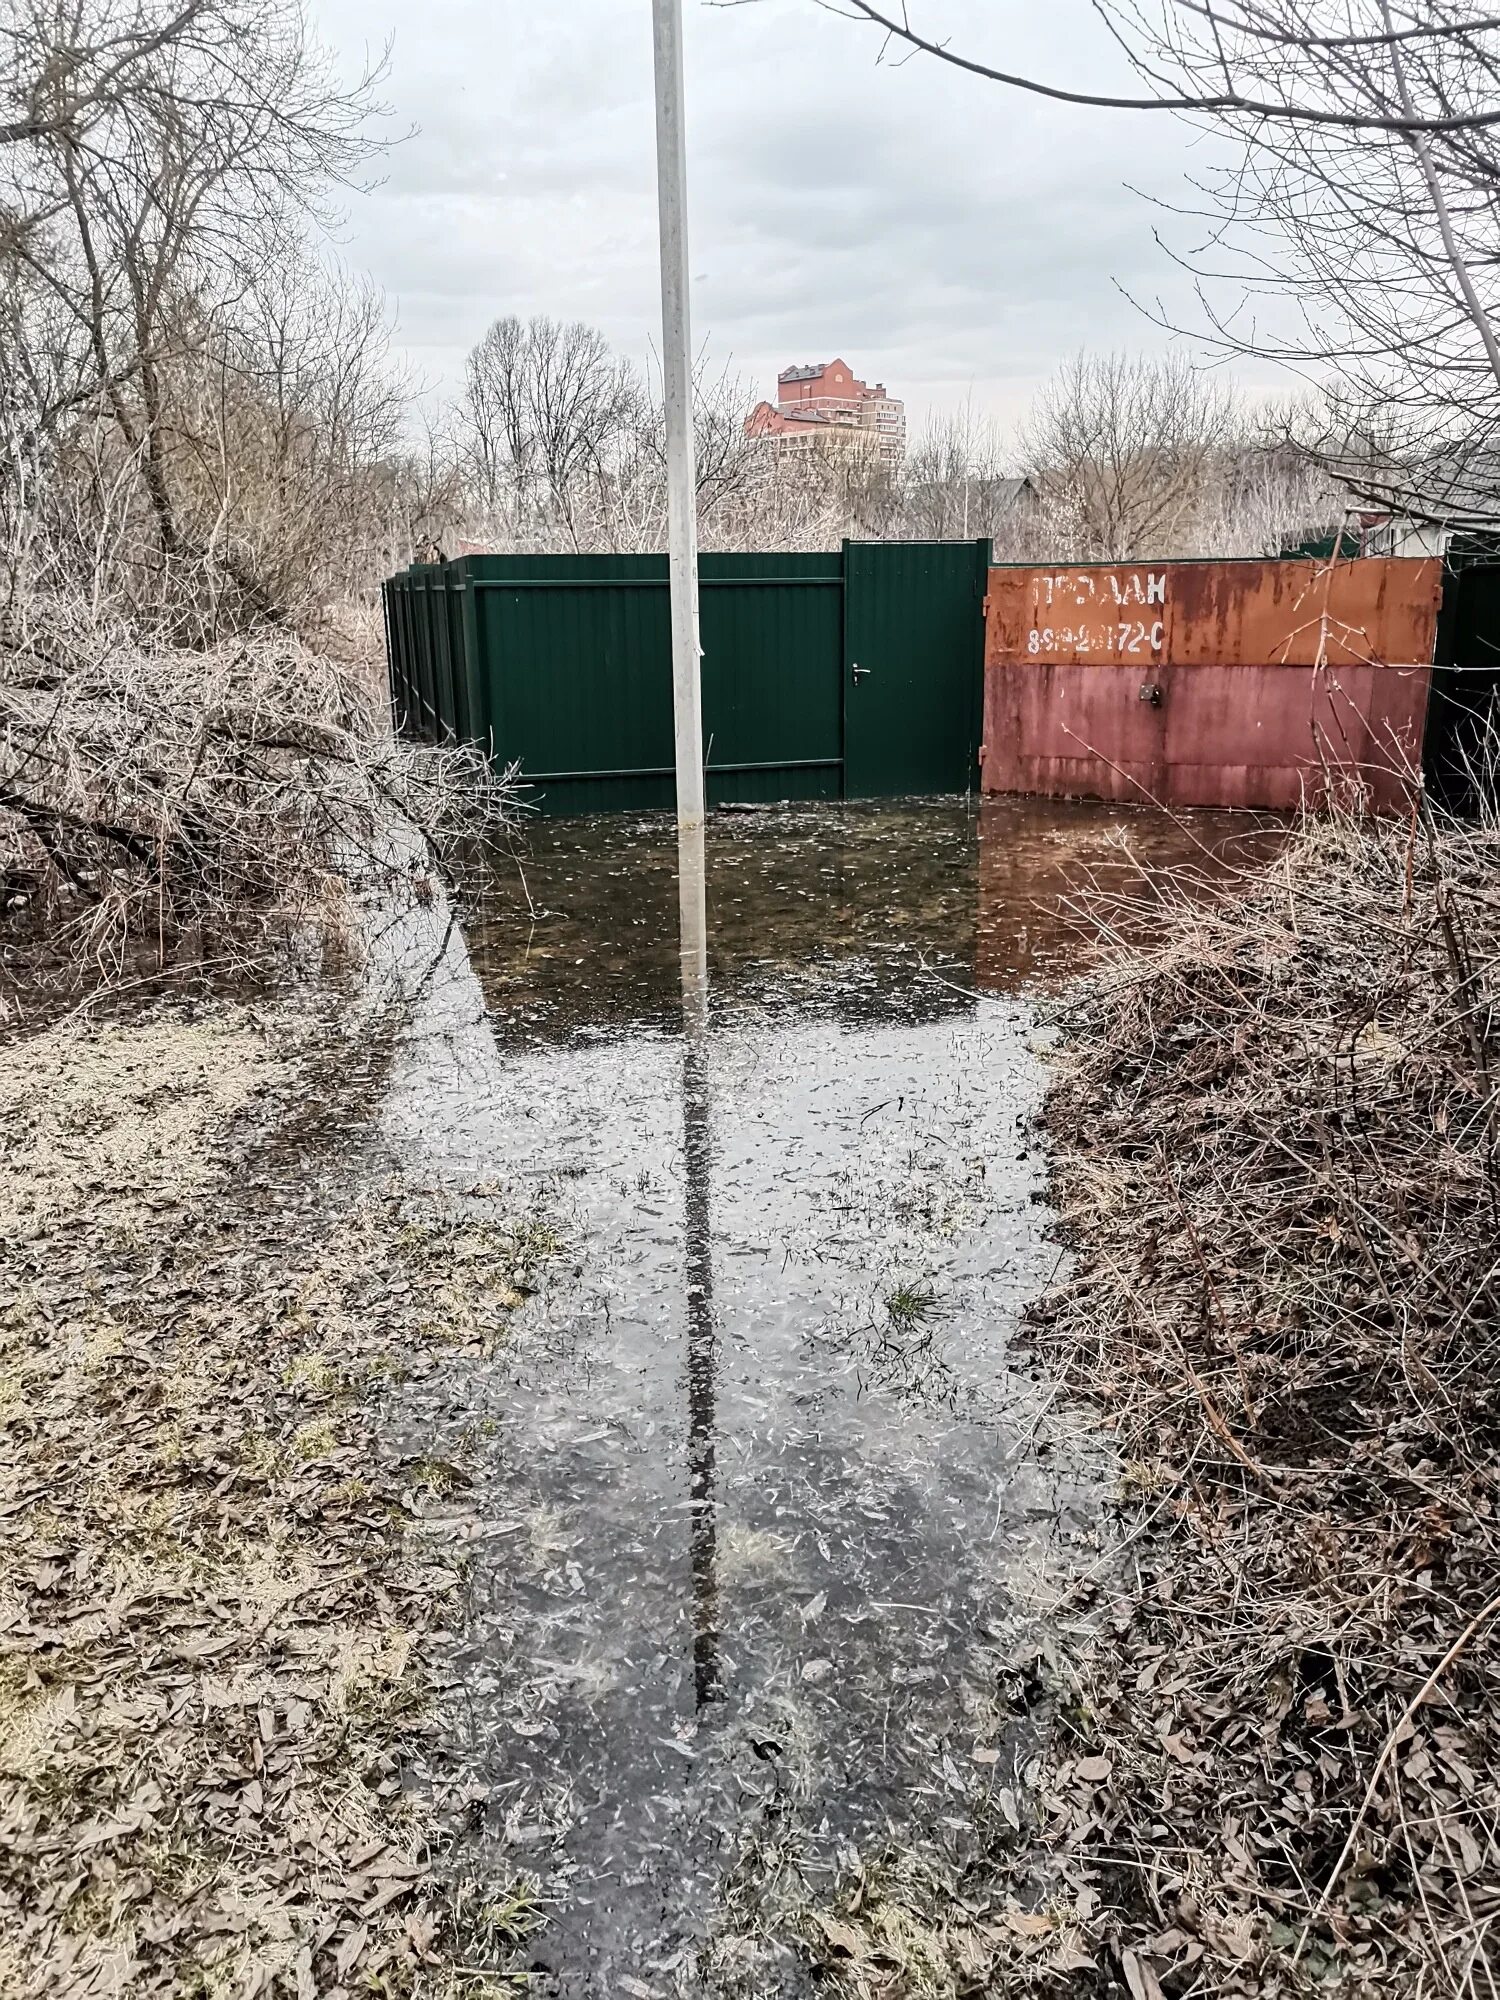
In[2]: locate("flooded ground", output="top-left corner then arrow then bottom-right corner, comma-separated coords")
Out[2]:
378,797 -> 1283,1996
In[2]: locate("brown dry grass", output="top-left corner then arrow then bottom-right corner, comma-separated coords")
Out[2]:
801,801 -> 1499,2000
1019,803 -> 1499,1997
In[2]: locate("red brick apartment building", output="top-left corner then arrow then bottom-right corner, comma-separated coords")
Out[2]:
744,359 -> 906,467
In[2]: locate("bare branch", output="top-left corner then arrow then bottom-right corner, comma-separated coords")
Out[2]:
814,0 -> 1500,133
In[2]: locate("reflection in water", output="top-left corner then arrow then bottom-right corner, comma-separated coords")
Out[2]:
466,796 -> 1283,1038
678,815 -> 709,1028
381,797 -> 1283,1997
679,821 -> 719,1710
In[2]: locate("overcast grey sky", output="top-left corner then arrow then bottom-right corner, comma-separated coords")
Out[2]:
310,0 -> 1272,435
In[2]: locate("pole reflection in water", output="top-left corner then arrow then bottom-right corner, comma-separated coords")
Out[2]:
678,820 -> 719,1708
378,801 -> 1287,1990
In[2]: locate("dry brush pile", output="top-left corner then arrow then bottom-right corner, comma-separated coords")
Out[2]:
0,597 -> 515,1013
1017,804 -> 1500,1997
798,803 -> 1498,2000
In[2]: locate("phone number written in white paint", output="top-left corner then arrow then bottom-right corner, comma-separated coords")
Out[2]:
1026,620 -> 1166,655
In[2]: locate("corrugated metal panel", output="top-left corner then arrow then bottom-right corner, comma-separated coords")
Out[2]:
425,569 -> 455,740
983,660 -> 1433,811
391,580 -> 410,736
399,570 -> 421,736
441,571 -> 465,739
409,565 -> 442,741
385,577 -> 404,734
403,578 -> 424,737
491,556 -> 674,814
982,557 -> 1442,811
380,582 -> 403,735
986,556 -> 1440,669
701,552 -> 843,807
461,552 -> 846,815
391,578 -> 406,725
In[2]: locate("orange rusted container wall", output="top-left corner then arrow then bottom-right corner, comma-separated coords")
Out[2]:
981,557 -> 1443,811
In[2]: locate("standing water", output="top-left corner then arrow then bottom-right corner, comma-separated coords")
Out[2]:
378,798 -> 1281,1996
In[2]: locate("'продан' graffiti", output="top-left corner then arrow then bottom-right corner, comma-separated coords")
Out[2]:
1027,571 -> 1168,657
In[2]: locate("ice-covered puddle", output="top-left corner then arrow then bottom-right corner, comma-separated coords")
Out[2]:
376,798 -> 1282,1997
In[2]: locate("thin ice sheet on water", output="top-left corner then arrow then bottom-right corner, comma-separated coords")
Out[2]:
375,799 -> 1279,1997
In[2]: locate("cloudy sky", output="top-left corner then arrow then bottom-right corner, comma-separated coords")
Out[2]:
309,0 -> 1274,437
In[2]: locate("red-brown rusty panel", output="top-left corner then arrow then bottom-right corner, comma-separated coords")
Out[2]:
982,556 -> 1441,811
985,557 -> 1441,671
981,660 -> 1432,811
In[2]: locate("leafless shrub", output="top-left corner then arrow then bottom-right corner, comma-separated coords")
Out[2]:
0,589 -> 518,1011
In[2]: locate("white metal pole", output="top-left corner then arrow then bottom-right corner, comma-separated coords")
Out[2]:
651,0 -> 705,835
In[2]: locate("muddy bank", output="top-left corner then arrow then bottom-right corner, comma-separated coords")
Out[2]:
0,1002 -> 548,1998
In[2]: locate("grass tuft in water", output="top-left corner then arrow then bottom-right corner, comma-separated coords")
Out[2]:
882,1281 -> 941,1334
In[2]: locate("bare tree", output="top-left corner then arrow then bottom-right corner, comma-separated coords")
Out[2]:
812,1 -> 1500,527
380,413 -> 470,567
457,314 -> 641,544
452,325 -> 838,555
1016,351 -> 1238,559
0,0 -> 390,630
893,398 -> 1050,547
1133,1 -> 1500,525
0,0 -> 528,1003
446,321 -> 1341,564
1191,425 -> 1348,553
1009,352 -> 1342,558
459,314 -> 529,517
147,255 -> 410,625
526,316 -> 639,508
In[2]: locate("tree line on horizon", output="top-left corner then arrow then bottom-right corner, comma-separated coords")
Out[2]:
418,319 -> 1346,569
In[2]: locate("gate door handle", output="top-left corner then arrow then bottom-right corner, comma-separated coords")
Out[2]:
851,661 -> 871,682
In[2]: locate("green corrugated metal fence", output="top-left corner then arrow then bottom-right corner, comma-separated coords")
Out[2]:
383,540 -> 990,814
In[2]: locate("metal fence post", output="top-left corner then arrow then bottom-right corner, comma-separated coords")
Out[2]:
651,0 -> 706,837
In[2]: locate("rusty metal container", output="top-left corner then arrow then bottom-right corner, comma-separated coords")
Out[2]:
982,557 -> 1442,811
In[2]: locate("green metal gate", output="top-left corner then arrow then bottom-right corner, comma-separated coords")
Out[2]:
1429,557 -> 1500,815
843,539 -> 990,797
383,540 -> 990,814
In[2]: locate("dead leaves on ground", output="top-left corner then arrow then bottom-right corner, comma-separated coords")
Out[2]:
0,1006 -> 549,1998
1023,815 -> 1500,1997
